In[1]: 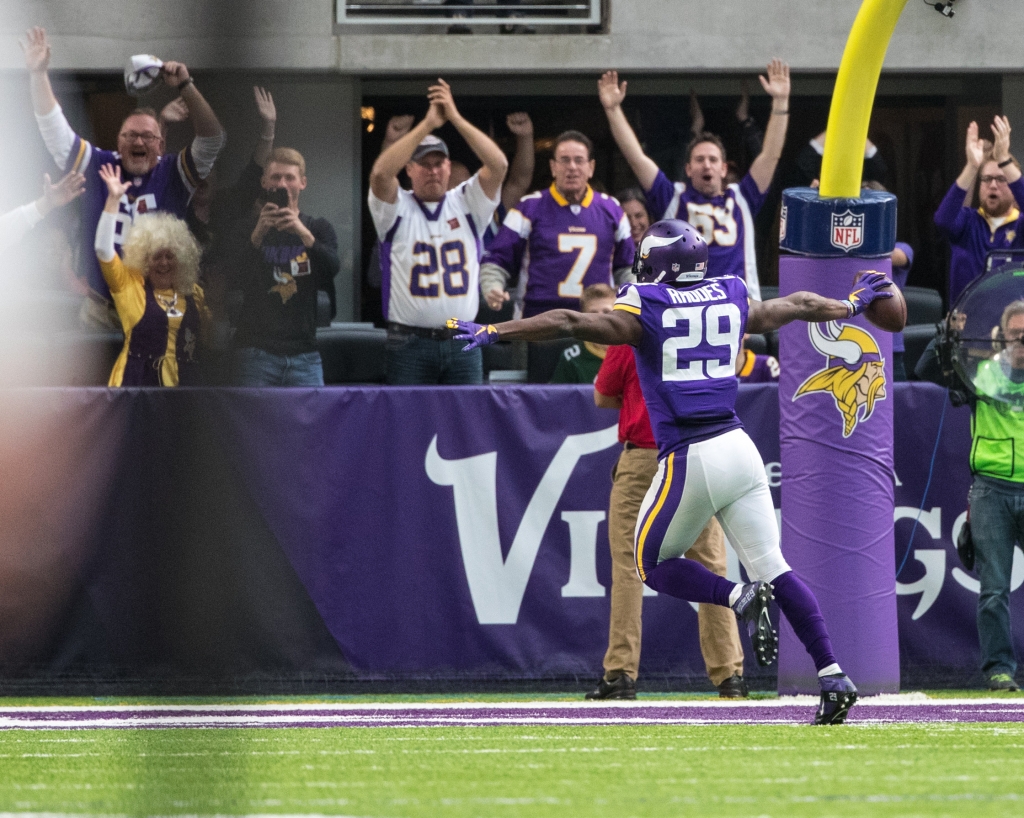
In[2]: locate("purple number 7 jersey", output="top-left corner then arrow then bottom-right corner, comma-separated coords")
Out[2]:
613,275 -> 749,458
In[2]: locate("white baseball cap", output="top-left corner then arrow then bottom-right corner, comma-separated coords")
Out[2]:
124,55 -> 164,97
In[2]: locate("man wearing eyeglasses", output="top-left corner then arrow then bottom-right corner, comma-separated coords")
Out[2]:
22,27 -> 224,324
481,131 -> 635,318
935,116 -> 1024,305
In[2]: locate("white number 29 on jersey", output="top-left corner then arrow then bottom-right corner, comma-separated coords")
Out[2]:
661,304 -> 741,381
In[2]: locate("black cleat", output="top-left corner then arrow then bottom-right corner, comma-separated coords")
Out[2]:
732,581 -> 778,667
814,673 -> 858,725
989,673 -> 1019,692
585,673 -> 636,700
717,674 -> 749,699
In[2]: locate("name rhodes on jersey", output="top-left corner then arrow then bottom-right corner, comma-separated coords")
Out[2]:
664,280 -> 726,305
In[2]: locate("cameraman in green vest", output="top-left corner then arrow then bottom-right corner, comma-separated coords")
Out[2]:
961,300 -> 1024,691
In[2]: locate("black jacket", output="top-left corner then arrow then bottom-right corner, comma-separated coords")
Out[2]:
225,211 -> 340,356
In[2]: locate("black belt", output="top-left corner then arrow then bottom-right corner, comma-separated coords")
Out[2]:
387,322 -> 457,341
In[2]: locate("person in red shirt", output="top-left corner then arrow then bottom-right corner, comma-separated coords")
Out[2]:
588,344 -> 746,699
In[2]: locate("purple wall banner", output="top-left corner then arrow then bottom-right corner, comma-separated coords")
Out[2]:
0,385 -> 1015,689
208,386 -> 755,680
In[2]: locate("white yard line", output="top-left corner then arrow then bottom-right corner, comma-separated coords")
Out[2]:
0,814 -> 366,818
0,716 -> 817,729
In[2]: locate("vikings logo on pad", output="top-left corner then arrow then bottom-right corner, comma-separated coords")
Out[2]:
794,321 -> 886,438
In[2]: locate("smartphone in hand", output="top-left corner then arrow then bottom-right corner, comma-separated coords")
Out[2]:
262,187 -> 290,208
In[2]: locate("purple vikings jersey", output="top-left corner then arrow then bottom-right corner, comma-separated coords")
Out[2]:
645,170 -> 767,299
483,202 -> 507,249
614,275 -> 749,458
482,184 -> 635,317
68,137 -> 199,300
736,350 -> 780,383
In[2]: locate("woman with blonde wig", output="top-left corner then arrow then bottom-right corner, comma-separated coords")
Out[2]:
96,163 -> 209,386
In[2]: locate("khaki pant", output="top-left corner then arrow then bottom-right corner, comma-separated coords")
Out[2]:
602,445 -> 744,686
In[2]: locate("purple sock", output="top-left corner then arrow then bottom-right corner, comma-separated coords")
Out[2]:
772,571 -> 838,672
644,557 -> 734,607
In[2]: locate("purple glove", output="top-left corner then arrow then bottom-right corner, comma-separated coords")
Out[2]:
447,318 -> 500,351
843,271 -> 894,317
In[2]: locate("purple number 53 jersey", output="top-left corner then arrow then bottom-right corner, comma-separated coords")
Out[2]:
613,275 -> 749,458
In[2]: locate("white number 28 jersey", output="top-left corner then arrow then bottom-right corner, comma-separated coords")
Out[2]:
369,175 -> 500,328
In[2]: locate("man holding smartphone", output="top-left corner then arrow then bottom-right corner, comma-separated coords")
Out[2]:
227,147 -> 340,386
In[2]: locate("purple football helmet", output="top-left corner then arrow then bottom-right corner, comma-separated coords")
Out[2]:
632,219 -> 709,285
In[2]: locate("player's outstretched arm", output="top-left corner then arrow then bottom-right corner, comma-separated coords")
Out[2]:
449,309 -> 642,349
748,59 -> 790,194
598,71 -> 659,191
369,93 -> 446,204
431,79 -> 508,200
747,272 -> 893,334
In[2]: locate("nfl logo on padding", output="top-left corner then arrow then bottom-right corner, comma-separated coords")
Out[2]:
830,210 -> 864,251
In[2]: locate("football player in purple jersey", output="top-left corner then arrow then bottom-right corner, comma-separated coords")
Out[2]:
450,219 -> 895,726
598,61 -> 791,300
22,27 -> 224,315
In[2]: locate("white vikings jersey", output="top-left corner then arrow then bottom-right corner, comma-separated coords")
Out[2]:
369,174 -> 500,328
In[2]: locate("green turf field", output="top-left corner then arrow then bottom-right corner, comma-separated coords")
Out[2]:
1,719 -> 1023,817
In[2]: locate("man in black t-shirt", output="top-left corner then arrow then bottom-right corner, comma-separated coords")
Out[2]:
229,147 -> 339,386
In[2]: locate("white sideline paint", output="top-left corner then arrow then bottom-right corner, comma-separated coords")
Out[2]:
0,692 -> 1022,731
0,814 -> 362,818
0,696 -> 1007,712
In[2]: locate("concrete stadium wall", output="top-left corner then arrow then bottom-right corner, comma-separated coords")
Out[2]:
1,0 -> 1021,73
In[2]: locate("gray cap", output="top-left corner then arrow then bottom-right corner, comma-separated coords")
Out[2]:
411,135 -> 450,163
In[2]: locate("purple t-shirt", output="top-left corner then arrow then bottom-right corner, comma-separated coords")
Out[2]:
934,177 -> 1024,305
67,133 -> 199,300
891,241 -> 914,354
482,184 -> 635,317
737,350 -> 779,383
613,276 -> 748,458
645,170 -> 768,299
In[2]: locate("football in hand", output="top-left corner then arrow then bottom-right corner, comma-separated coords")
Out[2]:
853,270 -> 906,333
